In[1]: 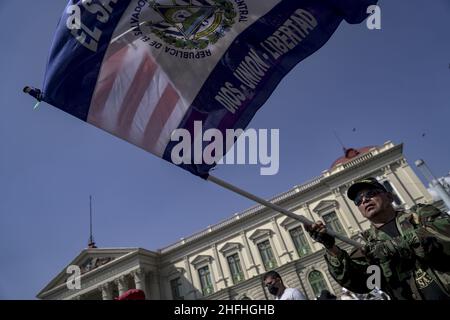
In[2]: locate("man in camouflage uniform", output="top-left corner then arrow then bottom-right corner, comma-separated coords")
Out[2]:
306,178 -> 450,300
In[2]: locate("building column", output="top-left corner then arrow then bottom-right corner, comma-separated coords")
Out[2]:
401,161 -> 433,203
115,275 -> 128,296
132,268 -> 148,299
100,282 -> 113,300
294,263 -> 309,299
148,271 -> 161,300
212,244 -> 227,288
241,231 -> 259,276
271,217 -> 292,263
301,204 -> 317,251
384,163 -> 415,205
267,233 -> 282,268
339,189 -> 366,230
184,256 -> 198,300
333,188 -> 361,233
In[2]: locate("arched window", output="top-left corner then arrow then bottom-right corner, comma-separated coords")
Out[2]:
308,270 -> 329,297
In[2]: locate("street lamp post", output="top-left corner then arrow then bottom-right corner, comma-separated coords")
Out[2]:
415,159 -> 450,212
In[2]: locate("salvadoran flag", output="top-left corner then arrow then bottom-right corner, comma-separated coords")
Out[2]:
39,0 -> 377,177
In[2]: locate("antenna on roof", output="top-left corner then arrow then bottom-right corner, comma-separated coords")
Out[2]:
88,195 -> 97,249
333,130 -> 347,152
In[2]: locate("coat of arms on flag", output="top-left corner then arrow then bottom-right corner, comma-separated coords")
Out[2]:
143,0 -> 237,49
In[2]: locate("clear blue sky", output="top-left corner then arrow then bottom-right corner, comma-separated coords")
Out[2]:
1,0 -> 449,299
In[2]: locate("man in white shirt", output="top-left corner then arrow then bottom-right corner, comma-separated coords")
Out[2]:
263,271 -> 307,300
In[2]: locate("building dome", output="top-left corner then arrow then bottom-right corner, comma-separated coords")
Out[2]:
330,146 -> 375,168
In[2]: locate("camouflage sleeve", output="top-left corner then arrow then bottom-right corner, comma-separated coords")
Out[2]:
324,247 -> 372,294
411,209 -> 450,268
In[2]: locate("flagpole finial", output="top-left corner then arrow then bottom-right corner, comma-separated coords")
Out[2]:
23,86 -> 43,101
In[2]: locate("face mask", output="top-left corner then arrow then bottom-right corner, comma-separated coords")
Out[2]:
268,284 -> 279,296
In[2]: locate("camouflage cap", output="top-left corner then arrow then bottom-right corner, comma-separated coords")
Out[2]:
347,177 -> 387,201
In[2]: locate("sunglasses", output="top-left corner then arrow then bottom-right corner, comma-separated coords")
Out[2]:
354,189 -> 384,206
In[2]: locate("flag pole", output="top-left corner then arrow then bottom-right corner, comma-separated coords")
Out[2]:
207,174 -> 363,248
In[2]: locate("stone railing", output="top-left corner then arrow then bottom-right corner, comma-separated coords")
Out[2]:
342,152 -> 374,169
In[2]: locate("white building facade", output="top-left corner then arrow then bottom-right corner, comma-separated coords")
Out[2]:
37,141 -> 435,300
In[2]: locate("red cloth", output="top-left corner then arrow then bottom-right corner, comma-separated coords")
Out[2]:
114,289 -> 145,300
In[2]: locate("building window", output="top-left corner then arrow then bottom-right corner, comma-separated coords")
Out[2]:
170,277 -> 183,300
322,211 -> 345,235
227,253 -> 244,284
308,270 -> 329,297
198,266 -> 214,296
289,226 -> 311,257
257,240 -> 277,270
382,180 -> 403,206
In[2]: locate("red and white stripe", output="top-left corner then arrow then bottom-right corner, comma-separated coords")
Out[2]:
87,41 -> 189,157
